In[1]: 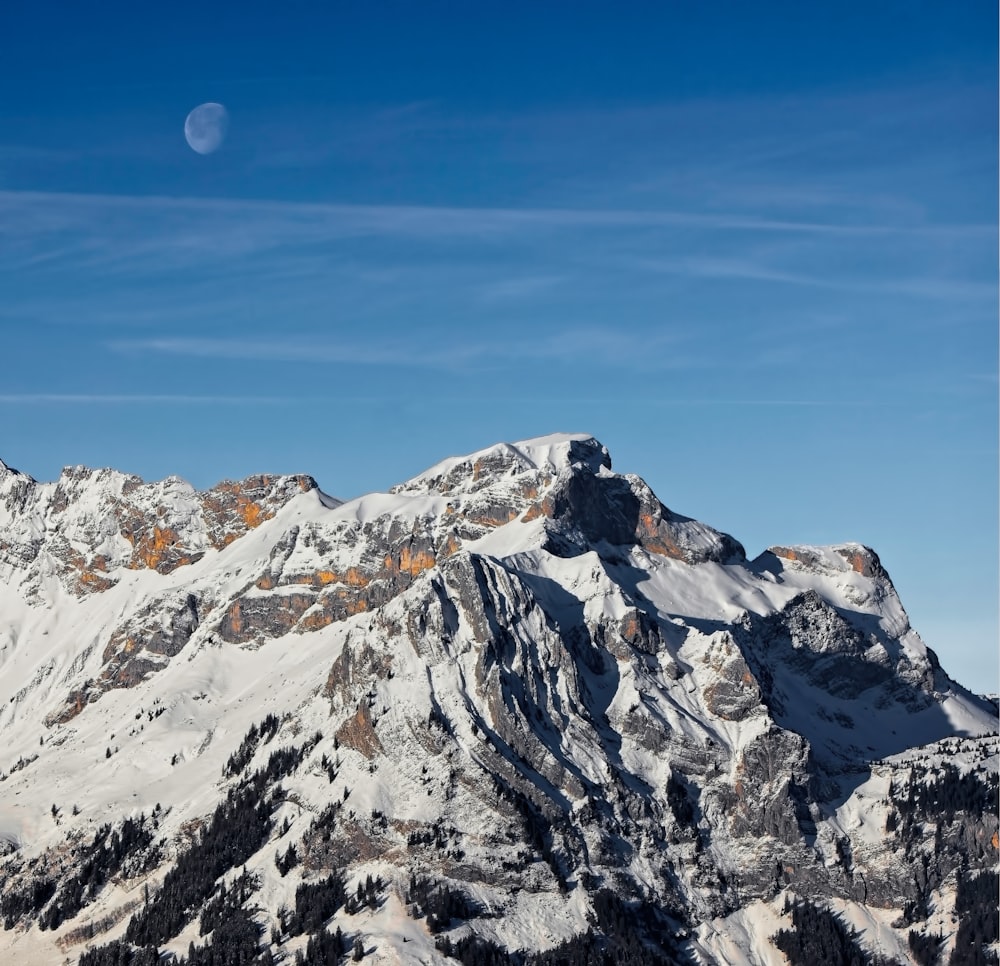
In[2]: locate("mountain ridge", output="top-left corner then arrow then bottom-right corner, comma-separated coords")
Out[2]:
0,434 -> 995,966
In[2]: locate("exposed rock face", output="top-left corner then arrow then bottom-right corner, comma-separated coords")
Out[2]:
698,632 -> 762,721
0,462 -> 320,596
199,474 -> 319,550
0,434 -> 995,966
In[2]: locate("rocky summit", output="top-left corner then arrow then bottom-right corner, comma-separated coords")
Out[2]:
0,434 -> 995,966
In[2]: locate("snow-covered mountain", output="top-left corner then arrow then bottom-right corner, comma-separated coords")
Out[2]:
0,435 -> 995,966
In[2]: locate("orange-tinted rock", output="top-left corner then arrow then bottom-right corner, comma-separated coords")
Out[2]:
226,600 -> 244,638
521,498 -> 553,523
219,592 -> 316,644
63,547 -> 119,595
108,657 -> 158,689
77,570 -> 115,593
334,703 -> 384,760
325,644 -> 356,699
128,525 -> 184,572
464,509 -> 518,528
295,591 -> 370,633
770,547 -> 821,568
282,568 -> 371,589
614,608 -> 666,656
771,545 -> 884,579
398,547 -> 436,576
4,463 -> 319,597
45,689 -> 91,726
383,546 -> 436,578
636,511 -> 686,560
241,502 -> 264,528
298,609 -> 334,632
200,474 -> 316,552
438,534 -> 462,559
835,546 -> 884,579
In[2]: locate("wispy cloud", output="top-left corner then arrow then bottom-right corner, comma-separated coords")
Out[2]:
644,398 -> 903,407
0,145 -> 79,163
635,254 -> 996,301
1,188 -> 986,254
0,394 -> 291,404
109,325 -> 692,371
476,275 -> 566,301
2,188 -> 990,336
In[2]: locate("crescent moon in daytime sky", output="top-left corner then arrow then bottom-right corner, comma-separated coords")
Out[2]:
184,102 -> 228,154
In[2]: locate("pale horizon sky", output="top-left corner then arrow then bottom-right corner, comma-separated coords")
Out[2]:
1,2 -> 996,692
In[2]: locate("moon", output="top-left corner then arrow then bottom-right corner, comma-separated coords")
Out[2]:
184,103 -> 228,155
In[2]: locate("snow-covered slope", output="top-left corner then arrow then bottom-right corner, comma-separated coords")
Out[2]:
0,434 -> 995,966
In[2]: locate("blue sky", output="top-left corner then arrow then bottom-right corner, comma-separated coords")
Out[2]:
1,2 -> 996,690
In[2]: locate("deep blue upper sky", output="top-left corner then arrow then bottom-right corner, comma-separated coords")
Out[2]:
1,2 -> 996,690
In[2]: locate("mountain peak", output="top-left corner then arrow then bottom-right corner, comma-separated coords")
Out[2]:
0,456 -> 26,478
510,432 -> 612,473
395,432 -> 609,496
766,541 -> 889,580
384,433 -> 743,566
